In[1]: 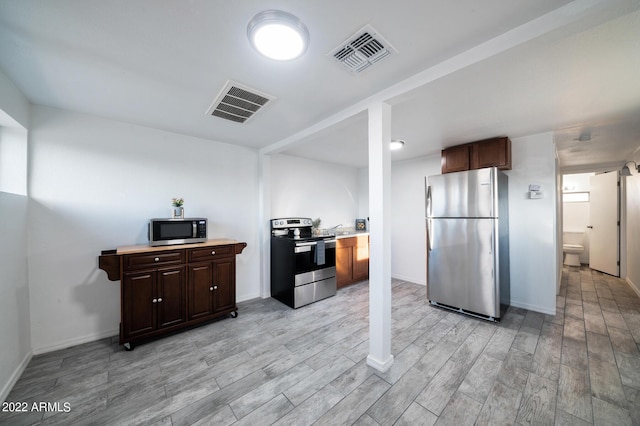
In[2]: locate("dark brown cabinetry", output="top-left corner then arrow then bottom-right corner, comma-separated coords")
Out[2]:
441,137 -> 511,174
440,144 -> 470,174
99,239 -> 246,350
122,265 -> 186,338
188,248 -> 236,320
336,235 -> 369,288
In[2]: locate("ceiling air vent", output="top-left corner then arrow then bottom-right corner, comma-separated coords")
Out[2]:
330,24 -> 396,73
206,81 -> 275,123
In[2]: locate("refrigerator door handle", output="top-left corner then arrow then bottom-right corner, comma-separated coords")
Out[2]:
425,184 -> 432,218
426,219 -> 433,252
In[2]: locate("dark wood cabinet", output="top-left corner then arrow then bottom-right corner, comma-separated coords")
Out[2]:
441,137 -> 511,174
188,253 -> 236,320
122,265 -> 186,339
441,144 -> 471,174
471,136 -> 511,170
337,235 -> 369,288
99,239 -> 246,350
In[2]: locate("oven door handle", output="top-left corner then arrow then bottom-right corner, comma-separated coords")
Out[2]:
294,239 -> 336,253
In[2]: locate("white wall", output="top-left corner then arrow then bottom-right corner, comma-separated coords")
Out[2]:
386,134 -> 558,315
27,106 -> 261,353
0,70 -> 31,402
0,126 -> 28,195
270,154 -> 361,228
505,133 -> 557,314
389,155 -> 441,284
0,192 -> 30,401
625,154 -> 640,296
0,68 -> 29,128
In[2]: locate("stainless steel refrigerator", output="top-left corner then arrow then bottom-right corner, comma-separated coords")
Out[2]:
425,167 -> 510,321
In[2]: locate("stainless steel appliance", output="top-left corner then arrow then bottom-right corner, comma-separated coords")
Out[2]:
148,218 -> 207,246
270,217 -> 337,308
425,167 -> 510,321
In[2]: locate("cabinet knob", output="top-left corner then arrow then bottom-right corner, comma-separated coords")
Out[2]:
154,257 -> 160,262
209,286 -> 214,291
157,297 -> 163,302
211,250 -> 216,255
152,298 -> 157,303
213,286 -> 218,290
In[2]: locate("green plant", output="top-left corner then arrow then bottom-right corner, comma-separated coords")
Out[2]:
171,197 -> 184,207
312,218 -> 321,228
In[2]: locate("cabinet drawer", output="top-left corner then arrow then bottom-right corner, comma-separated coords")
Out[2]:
123,250 -> 185,271
188,245 -> 233,262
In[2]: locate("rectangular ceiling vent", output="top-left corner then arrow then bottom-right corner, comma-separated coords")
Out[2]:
206,81 -> 275,124
329,24 -> 396,73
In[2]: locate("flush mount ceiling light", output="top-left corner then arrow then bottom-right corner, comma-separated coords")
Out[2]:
390,139 -> 405,150
247,10 -> 309,61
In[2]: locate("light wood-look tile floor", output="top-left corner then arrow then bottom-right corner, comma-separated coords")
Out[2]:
2,266 -> 640,425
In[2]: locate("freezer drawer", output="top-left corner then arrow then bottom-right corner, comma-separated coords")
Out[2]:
427,217 -> 499,318
293,277 -> 336,308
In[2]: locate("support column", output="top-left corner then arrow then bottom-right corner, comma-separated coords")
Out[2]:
367,102 -> 394,372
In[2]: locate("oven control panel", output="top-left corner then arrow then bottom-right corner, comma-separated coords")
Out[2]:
271,217 -> 313,229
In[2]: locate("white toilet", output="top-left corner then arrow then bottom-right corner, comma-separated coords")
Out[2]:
563,232 -> 585,266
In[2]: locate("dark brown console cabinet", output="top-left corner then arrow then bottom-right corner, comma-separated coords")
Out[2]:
99,239 -> 246,350
442,136 -> 511,174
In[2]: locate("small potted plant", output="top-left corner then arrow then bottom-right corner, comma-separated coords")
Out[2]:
171,197 -> 184,218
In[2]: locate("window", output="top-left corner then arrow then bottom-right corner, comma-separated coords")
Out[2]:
562,192 -> 589,203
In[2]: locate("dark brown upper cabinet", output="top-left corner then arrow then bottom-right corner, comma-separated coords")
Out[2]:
441,137 -> 511,174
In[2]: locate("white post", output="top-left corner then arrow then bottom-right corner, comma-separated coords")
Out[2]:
367,102 -> 394,372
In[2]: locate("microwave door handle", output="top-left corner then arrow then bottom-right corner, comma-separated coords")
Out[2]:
192,222 -> 197,238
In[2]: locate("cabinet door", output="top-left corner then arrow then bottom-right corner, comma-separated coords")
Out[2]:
188,263 -> 214,320
353,236 -> 370,281
122,271 -> 156,338
336,238 -> 355,288
212,258 -> 236,313
471,137 -> 511,170
156,267 -> 186,328
441,145 -> 470,174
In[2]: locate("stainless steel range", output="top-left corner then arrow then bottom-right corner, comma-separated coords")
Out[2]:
270,217 -> 337,308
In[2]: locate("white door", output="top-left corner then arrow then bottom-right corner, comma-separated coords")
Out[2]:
589,172 -> 619,276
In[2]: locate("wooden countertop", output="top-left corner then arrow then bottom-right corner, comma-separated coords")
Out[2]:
334,232 -> 369,240
116,238 -> 243,254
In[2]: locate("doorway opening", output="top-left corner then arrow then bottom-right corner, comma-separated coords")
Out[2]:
561,171 -> 621,277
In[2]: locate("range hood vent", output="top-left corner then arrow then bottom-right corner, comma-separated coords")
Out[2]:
330,24 -> 396,73
206,81 -> 275,123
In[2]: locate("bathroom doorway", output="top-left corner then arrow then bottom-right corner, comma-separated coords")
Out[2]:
561,171 -> 620,276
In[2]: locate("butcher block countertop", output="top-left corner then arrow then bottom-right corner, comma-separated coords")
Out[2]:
99,239 -> 247,282
116,238 -> 243,254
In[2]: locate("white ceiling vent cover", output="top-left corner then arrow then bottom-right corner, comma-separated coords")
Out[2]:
330,24 -> 397,73
206,81 -> 275,123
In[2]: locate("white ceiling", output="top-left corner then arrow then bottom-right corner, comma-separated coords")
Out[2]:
1,0 -> 639,171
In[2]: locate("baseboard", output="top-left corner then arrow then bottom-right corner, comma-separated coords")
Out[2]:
1,350 -> 32,403
509,300 -> 555,316
391,274 -> 426,286
237,292 -> 262,303
626,277 -> 640,298
366,354 -> 394,373
32,328 -> 119,356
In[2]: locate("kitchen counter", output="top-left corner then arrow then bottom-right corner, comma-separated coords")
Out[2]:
334,231 -> 369,240
115,238 -> 244,254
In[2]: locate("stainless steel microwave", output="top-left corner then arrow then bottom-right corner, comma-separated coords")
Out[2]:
148,218 -> 207,246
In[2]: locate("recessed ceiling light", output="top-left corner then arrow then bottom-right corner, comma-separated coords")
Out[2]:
390,139 -> 405,150
247,10 -> 309,61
